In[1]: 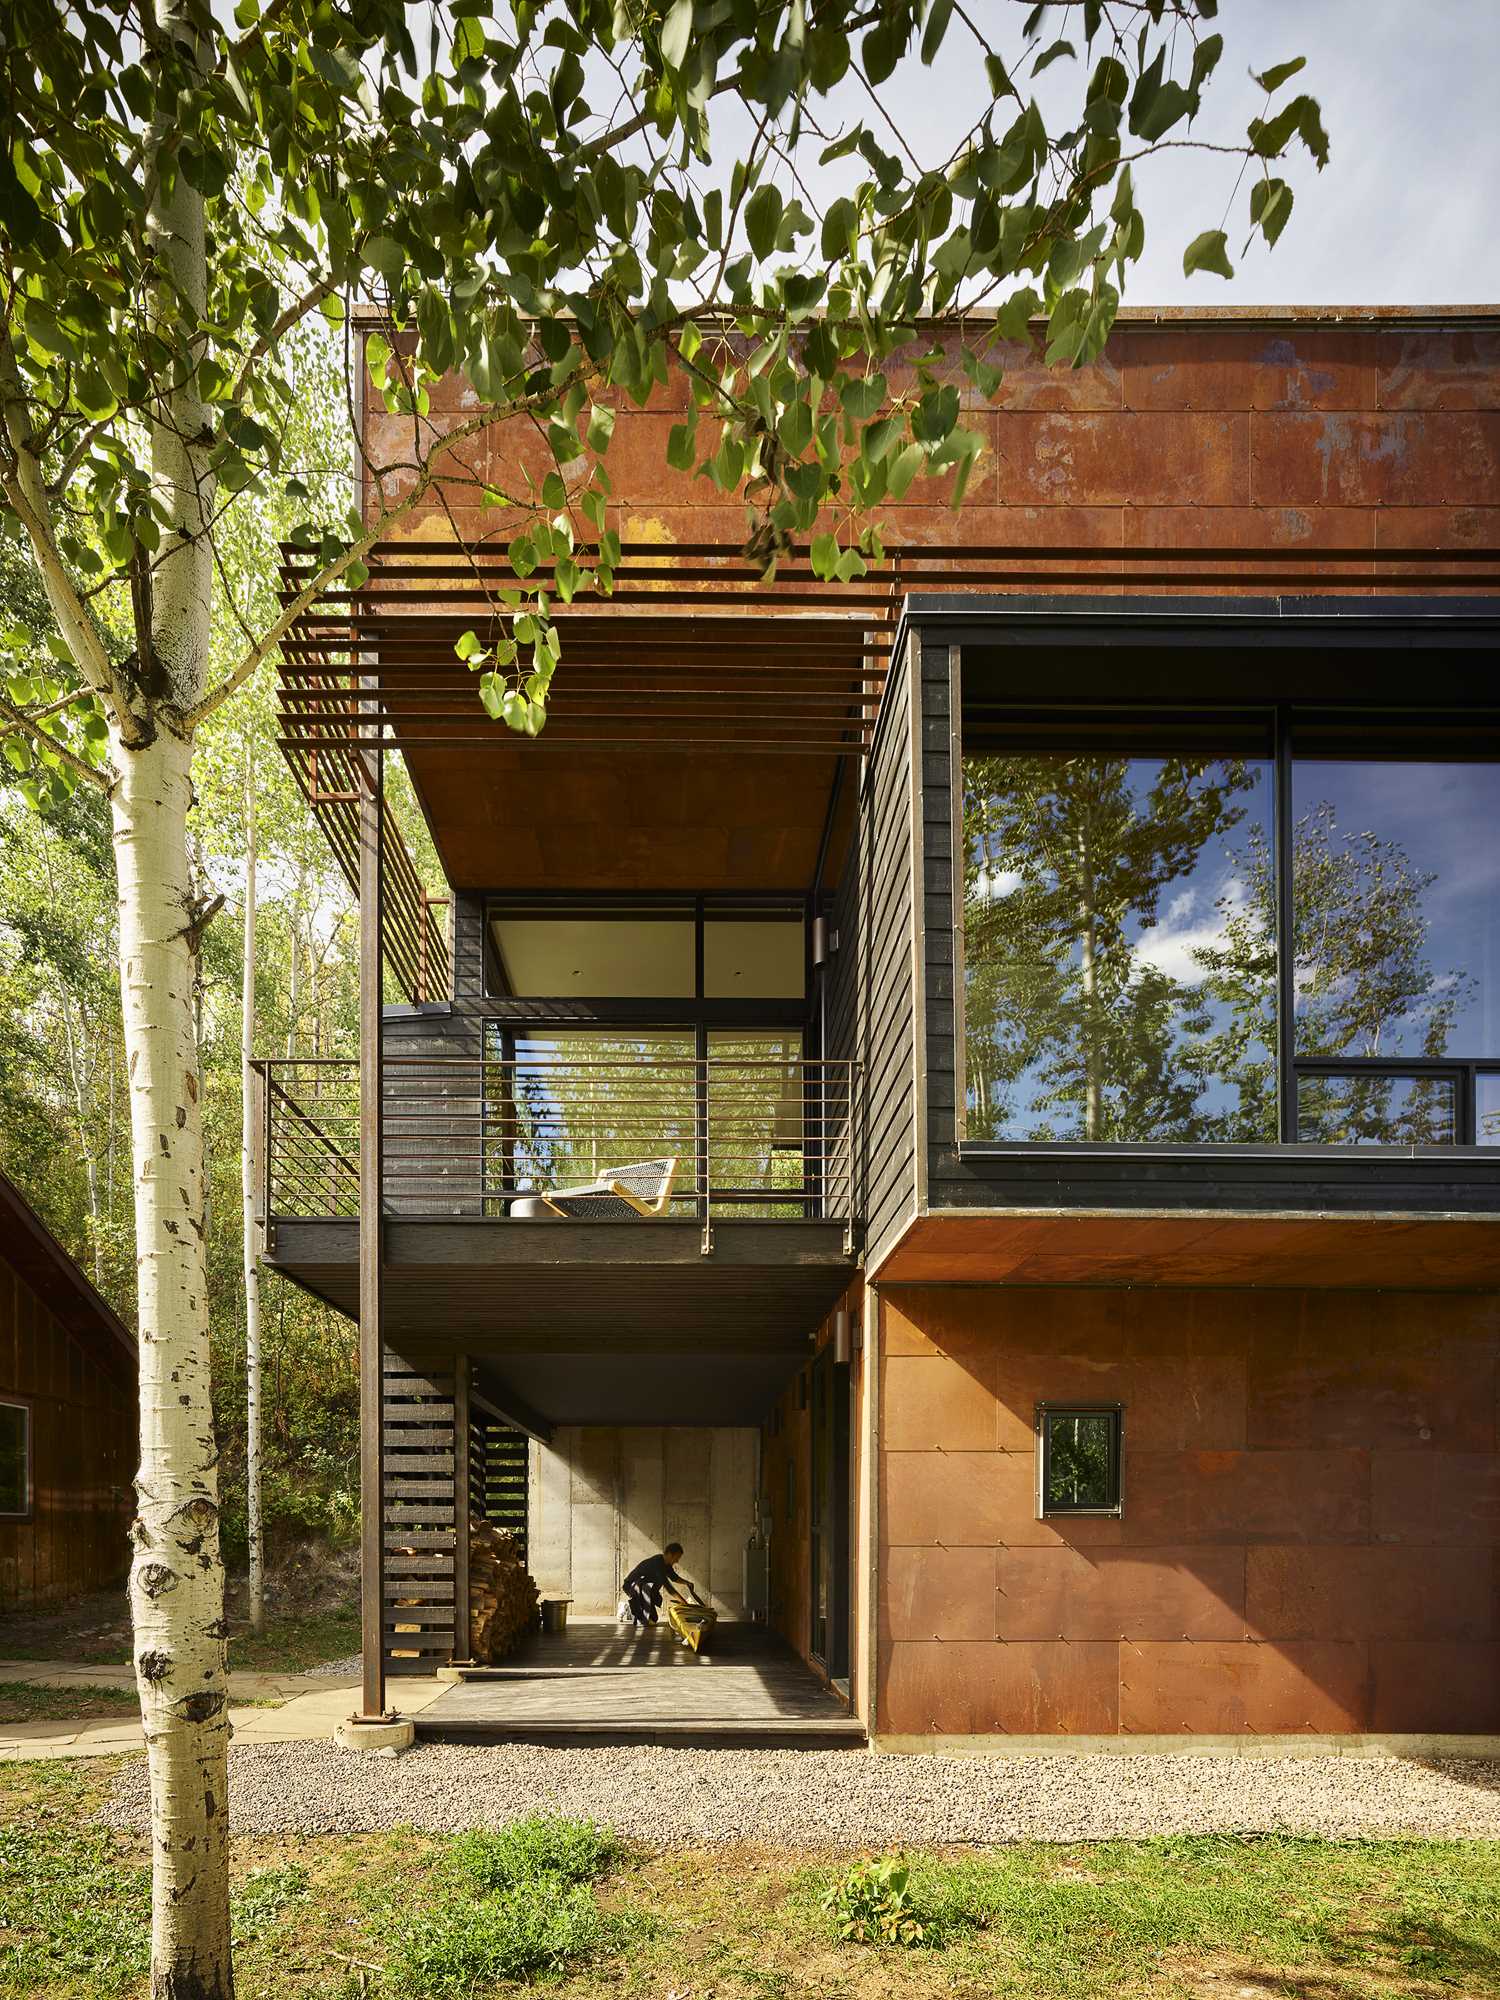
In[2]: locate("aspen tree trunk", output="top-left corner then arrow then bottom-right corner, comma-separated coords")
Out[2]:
116,729 -> 232,2000
121,2 -> 233,1988
241,779 -> 265,1635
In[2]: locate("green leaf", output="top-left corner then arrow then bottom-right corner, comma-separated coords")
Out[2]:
666,421 -> 697,471
1182,228 -> 1234,279
365,235 -> 404,281
839,373 -> 886,421
1250,176 -> 1294,248
1253,56 -> 1306,93
745,184 -> 783,261
911,383 -> 960,445
921,0 -> 954,65
809,532 -> 839,580
1032,37 -> 1075,74
886,441 -> 926,501
820,196 -> 857,263
862,16 -> 904,85
661,0 -> 693,70
455,629 -> 484,660
586,403 -> 615,453
451,15 -> 485,63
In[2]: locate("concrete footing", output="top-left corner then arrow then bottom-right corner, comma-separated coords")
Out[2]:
336,1714 -> 416,1753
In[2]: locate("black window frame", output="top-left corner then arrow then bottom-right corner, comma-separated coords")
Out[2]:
955,685 -> 1500,1157
1036,1402 -> 1122,1519
482,890 -> 812,1006
0,1396 -> 33,1522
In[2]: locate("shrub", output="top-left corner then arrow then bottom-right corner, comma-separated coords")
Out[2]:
821,1855 -> 927,1948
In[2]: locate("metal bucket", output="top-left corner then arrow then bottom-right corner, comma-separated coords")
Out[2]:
540,1598 -> 570,1635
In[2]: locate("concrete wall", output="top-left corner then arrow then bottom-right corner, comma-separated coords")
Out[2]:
528,1426 -> 758,1617
878,1285 -> 1500,1740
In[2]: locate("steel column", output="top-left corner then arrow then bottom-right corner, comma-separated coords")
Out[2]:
357,746 -> 386,1720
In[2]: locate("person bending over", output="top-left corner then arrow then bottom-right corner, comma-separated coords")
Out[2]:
621,1541 -> 700,1629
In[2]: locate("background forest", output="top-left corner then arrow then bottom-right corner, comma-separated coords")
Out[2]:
0,330 -> 374,1583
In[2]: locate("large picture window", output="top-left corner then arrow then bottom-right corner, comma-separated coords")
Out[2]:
962,718 -> 1500,1150
963,737 -> 1277,1143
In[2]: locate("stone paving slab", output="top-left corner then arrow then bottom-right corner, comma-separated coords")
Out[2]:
0,1668 -> 448,1762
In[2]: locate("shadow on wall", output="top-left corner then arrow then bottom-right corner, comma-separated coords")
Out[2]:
528,1426 -> 758,1617
877,1285 -> 1500,1738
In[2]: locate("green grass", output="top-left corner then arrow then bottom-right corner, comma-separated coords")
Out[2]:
2,1761 -> 1497,2000
372,1817 -> 632,1997
1,1606 -> 358,1676
0,1681 -> 141,1724
226,1609 -> 360,1675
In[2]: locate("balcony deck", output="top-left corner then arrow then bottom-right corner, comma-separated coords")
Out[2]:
267,1212 -> 855,1349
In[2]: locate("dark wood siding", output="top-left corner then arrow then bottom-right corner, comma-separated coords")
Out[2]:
0,1258 -> 134,1611
857,635 -> 921,1267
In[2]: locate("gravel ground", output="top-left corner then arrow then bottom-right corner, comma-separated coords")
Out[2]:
102,1742 -> 1500,1845
302,1654 -> 362,1678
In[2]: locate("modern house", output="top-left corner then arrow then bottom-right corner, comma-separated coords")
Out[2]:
260,307 -> 1500,1748
0,1168 -> 136,1612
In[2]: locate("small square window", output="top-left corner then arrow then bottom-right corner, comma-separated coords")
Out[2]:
0,1400 -> 30,1519
1037,1404 -> 1121,1517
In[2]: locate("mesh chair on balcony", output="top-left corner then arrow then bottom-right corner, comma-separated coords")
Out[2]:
510,1155 -> 678,1222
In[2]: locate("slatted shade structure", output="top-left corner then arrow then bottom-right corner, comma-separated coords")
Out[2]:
277,534 -> 1500,996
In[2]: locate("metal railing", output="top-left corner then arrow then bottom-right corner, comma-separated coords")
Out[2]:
252,1054 -> 858,1236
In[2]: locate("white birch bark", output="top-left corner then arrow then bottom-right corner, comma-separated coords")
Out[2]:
119,4 -> 233,1988
241,775 -> 265,1636
116,728 -> 232,2000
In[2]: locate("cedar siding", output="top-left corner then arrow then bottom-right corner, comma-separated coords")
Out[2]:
0,1174 -> 135,1611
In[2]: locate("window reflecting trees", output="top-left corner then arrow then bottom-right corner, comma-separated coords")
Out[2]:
962,744 -> 1497,1147
962,752 -> 1276,1142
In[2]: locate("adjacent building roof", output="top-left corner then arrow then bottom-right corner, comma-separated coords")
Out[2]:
0,1168 -> 136,1365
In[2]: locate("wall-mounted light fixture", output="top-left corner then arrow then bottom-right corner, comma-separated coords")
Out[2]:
832,1307 -> 852,1365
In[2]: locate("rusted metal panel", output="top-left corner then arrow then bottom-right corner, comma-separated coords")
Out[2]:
877,1285 -> 1500,1736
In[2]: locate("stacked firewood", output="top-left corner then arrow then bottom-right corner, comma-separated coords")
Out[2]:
468,1522 -> 540,1662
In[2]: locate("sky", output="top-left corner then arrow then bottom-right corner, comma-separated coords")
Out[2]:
781,0 -> 1500,309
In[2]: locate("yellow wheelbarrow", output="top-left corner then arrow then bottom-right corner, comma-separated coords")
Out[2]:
666,1599 -> 718,1653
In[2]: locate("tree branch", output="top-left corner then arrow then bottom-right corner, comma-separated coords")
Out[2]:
228,275 -> 341,407
0,689 -> 114,792
0,689 -> 91,738
0,334 -> 149,745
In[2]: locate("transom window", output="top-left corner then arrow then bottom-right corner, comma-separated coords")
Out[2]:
961,712 -> 1500,1148
486,897 -> 805,1001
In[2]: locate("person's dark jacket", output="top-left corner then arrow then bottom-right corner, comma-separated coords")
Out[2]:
623,1552 -> 684,1595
